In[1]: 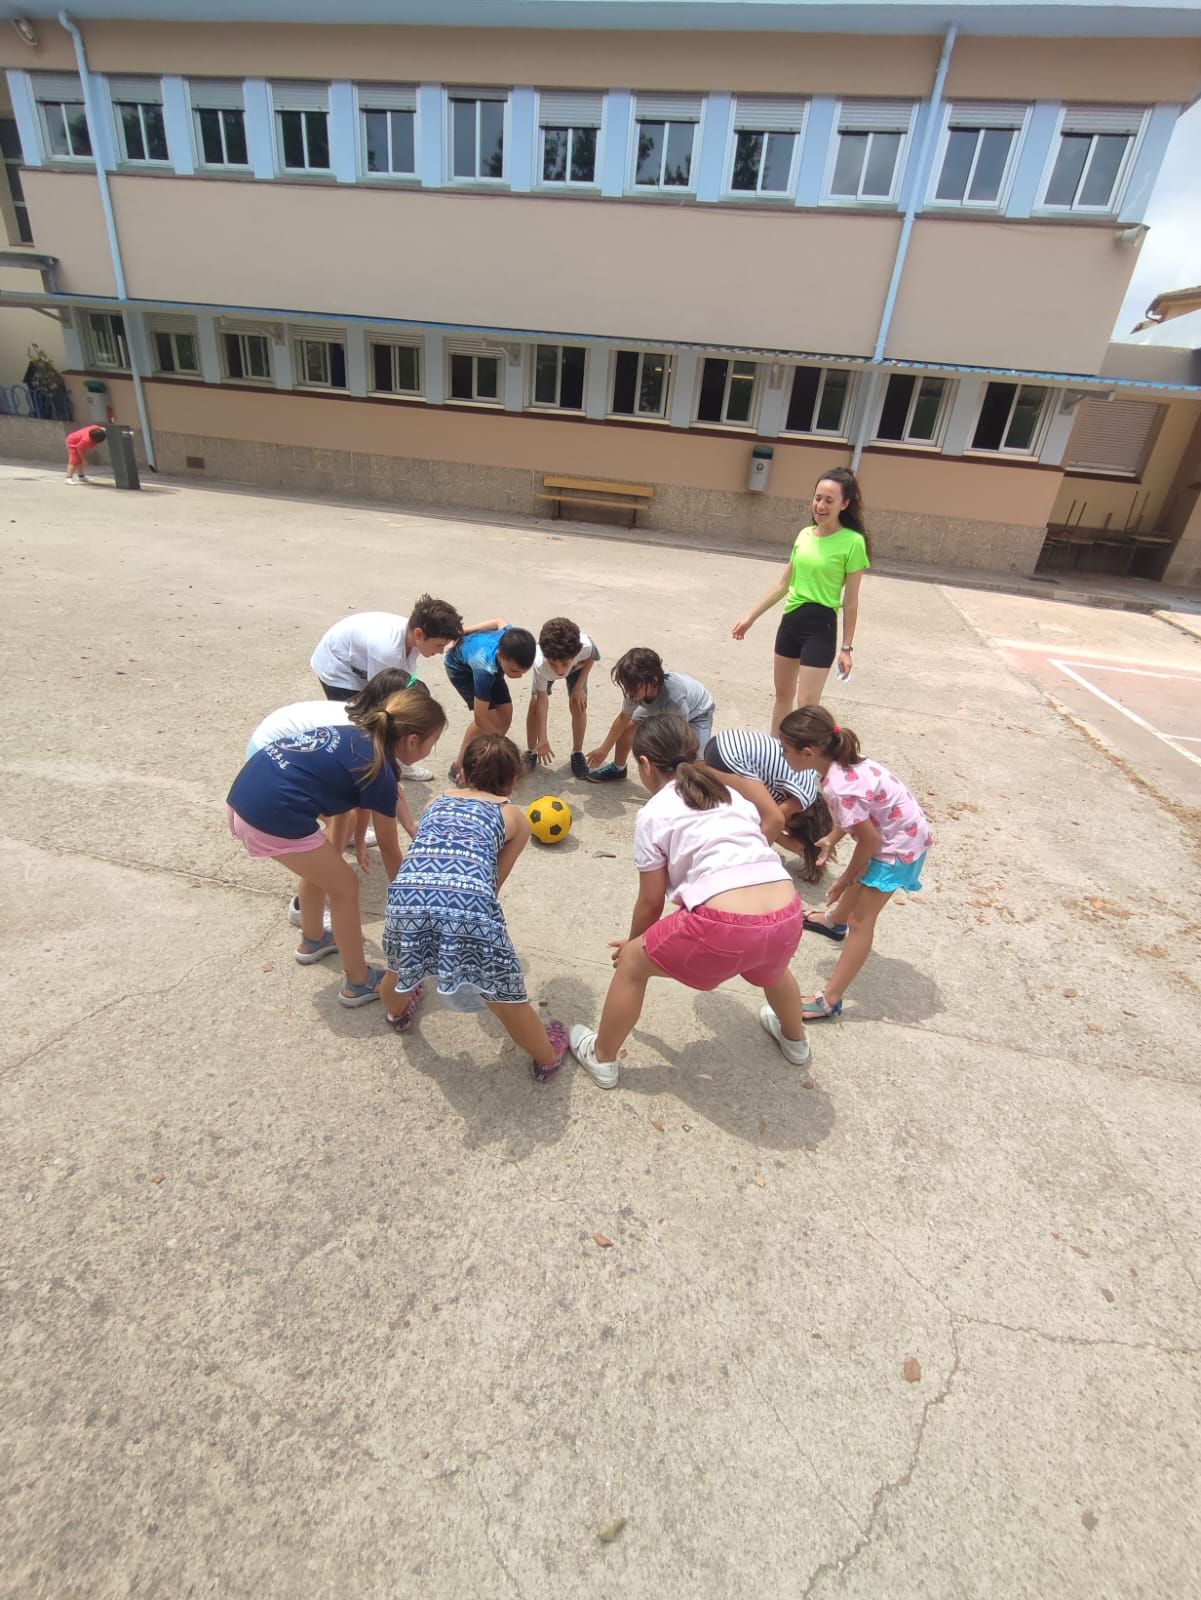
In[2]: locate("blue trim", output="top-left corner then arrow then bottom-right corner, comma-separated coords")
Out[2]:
417,83 -> 443,187
160,75 -> 194,177
694,90 -> 731,202
6,69 -> 44,169
328,81 -> 358,184
600,90 -> 631,197
1119,104 -> 1180,224
794,95 -> 835,207
1005,102 -> 1059,217
508,86 -> 536,193
242,78 -> 277,180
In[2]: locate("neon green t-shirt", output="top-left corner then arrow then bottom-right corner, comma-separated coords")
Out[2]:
784,525 -> 871,614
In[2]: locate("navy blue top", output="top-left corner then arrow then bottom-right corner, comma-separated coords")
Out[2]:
227,725 -> 398,837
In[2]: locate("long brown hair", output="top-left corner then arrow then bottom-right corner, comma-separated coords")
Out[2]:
779,704 -> 862,767
818,466 -> 871,560
634,714 -> 730,811
462,733 -> 522,796
357,688 -> 447,783
785,794 -> 836,884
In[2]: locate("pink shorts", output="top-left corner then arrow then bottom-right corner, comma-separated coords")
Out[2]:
227,805 -> 326,860
643,899 -> 803,992
67,447 -> 86,469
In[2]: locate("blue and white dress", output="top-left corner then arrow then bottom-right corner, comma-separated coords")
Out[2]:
383,796 -> 527,1010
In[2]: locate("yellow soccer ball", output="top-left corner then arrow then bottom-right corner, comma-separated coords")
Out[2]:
527,794 -> 572,844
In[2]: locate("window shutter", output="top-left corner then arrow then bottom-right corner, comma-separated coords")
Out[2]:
1062,105 -> 1144,136
357,83 -> 417,112
32,72 -> 84,102
292,322 -> 345,344
448,85 -> 507,102
108,76 -> 162,105
447,337 -> 502,358
148,314 -> 197,337
839,99 -> 912,132
218,316 -> 282,339
1064,398 -> 1163,474
189,79 -> 244,111
733,96 -> 806,133
635,92 -> 703,122
539,89 -> 603,128
947,101 -> 1026,130
271,82 -> 329,113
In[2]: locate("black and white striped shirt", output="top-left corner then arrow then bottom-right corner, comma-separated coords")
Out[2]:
712,729 -> 819,808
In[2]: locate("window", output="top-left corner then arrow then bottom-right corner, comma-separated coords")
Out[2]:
611,350 -> 671,418
1,118 -> 32,243
1042,107 -> 1143,213
1063,397 -> 1163,478
784,367 -> 854,436
633,93 -> 701,190
85,311 -> 128,370
33,74 -> 92,161
150,321 -> 200,377
294,334 -> 347,390
449,347 -> 501,402
696,358 -> 758,426
538,90 -> 602,185
971,383 -> 1049,454
875,373 -> 950,445
272,83 -> 330,173
933,103 -> 1025,207
449,91 -> 506,181
370,340 -> 422,395
359,85 -> 416,177
190,81 -> 248,168
532,344 -> 586,409
729,97 -> 805,195
830,100 -> 912,202
223,331 -> 272,382
111,79 -> 168,164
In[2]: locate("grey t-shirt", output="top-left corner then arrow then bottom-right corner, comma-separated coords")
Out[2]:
623,671 -> 715,727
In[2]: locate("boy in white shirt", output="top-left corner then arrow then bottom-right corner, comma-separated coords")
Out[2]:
523,616 -> 600,781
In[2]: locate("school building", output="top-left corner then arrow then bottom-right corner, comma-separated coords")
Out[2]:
2,0 -> 1201,585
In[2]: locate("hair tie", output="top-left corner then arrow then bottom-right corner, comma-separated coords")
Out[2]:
832,724 -> 841,734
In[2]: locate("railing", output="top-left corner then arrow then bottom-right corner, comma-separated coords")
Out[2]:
0,383 -> 74,422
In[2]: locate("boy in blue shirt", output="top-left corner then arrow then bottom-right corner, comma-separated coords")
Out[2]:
443,625 -> 537,780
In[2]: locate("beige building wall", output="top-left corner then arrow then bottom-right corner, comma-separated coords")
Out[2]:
1048,398 -> 1201,533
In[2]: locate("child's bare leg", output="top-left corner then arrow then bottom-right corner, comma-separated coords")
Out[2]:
569,694 -> 587,753
456,718 -> 481,765
818,886 -> 892,1005
488,1000 -> 558,1067
381,972 -> 413,1012
809,880 -> 862,928
595,938 -> 660,1061
278,843 -> 369,985
613,726 -> 635,768
762,969 -> 807,1042
525,698 -> 539,753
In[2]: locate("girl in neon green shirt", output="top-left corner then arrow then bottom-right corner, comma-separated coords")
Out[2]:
732,468 -> 870,734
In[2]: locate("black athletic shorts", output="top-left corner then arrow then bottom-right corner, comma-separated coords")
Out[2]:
545,667 -> 585,696
446,657 -> 512,711
319,680 -> 357,702
774,603 -> 838,668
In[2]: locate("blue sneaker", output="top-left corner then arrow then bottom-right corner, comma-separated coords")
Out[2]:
585,762 -> 627,783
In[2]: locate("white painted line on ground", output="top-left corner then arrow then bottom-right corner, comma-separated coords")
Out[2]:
1074,663 -> 1201,684
995,638 -> 1201,671
1050,659 -> 1201,771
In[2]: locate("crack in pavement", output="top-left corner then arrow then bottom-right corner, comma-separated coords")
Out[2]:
2,834 -> 281,899
469,1458 -> 526,1598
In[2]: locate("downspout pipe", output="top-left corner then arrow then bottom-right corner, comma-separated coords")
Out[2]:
58,10 -> 157,469
852,22 -> 957,471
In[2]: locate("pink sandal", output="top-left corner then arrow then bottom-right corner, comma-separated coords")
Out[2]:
530,1020 -> 569,1083
385,982 -> 425,1033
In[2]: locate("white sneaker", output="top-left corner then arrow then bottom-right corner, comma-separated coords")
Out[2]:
364,823 -> 377,848
78,473 -> 91,483
287,895 -> 332,932
65,476 -> 77,484
401,761 -> 434,781
759,1005 -> 812,1067
569,1025 -> 620,1089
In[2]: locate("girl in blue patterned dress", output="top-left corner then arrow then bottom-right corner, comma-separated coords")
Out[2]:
381,733 -> 569,1081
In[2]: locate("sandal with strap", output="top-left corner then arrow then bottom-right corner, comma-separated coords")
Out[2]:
802,992 -> 843,1021
803,912 -> 848,942
339,965 -> 386,1008
530,1019 -> 569,1083
385,982 -> 425,1033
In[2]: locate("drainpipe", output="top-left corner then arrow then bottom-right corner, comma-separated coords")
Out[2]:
851,22 -> 957,471
58,10 -> 157,469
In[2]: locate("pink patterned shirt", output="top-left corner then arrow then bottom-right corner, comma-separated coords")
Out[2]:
823,760 -> 931,865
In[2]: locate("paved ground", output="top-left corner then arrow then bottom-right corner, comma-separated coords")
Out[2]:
2,462 -> 1200,1600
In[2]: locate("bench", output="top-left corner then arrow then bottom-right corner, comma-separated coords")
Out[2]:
536,475 -> 654,529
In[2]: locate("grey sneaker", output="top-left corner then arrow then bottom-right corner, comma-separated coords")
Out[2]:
569,1025 -> 620,1089
759,1005 -> 812,1067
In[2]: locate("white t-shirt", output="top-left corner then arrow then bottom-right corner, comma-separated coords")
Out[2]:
247,699 -> 351,756
531,633 -> 597,695
310,612 -> 417,691
634,782 -> 789,910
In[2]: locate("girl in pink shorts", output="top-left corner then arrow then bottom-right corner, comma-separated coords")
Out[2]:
569,714 -> 811,1090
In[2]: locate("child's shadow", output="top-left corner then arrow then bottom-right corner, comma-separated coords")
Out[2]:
801,951 -> 943,1025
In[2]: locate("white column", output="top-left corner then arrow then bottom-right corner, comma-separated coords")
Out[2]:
86,74 -> 117,171
124,307 -> 154,377
62,315 -> 86,368
243,79 -> 276,180
5,70 -> 42,166
417,84 -> 443,187
195,312 -> 222,383
668,351 -> 700,430
583,345 -> 609,419
160,75 -> 194,175
694,93 -> 731,203
272,329 -> 294,391
328,81 -> 357,183
599,91 -> 631,197
423,330 -> 445,404
940,374 -> 987,456
507,87 -> 535,193
503,344 -> 525,410
756,366 -> 789,438
345,325 -> 368,396
1039,392 -> 1076,466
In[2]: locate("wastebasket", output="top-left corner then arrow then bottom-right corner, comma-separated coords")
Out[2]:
747,444 -> 774,493
108,424 -> 141,492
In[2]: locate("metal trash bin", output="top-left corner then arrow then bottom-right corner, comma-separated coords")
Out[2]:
108,424 -> 141,492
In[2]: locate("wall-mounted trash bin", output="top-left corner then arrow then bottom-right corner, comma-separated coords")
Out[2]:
108,424 -> 141,492
747,444 -> 774,493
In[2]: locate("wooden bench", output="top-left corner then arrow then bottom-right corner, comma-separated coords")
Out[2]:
536,475 -> 654,529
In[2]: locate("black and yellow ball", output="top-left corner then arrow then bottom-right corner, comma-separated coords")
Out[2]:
527,794 -> 572,845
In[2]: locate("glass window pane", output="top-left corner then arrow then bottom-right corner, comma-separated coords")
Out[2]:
44,103 -> 69,157
612,350 -> 638,413
786,366 -> 820,432
863,131 -> 900,197
909,377 -> 946,440
726,362 -> 756,423
542,127 -> 568,182
815,369 -> 850,433
248,337 -> 270,379
280,111 -> 305,168
877,374 -> 914,440
390,110 -> 414,173
731,130 -> 762,191
831,131 -> 866,195
154,331 -> 175,372
305,110 -> 329,169
198,108 -> 223,164
68,106 -> 92,157
638,354 -> 667,414
330,344 -> 347,389
635,122 -> 664,185
364,110 -> 389,173
761,131 -> 794,192
224,109 -> 247,165
663,122 -> 693,186
146,105 -> 168,161
697,358 -> 727,423
175,334 -> 198,372
570,126 -> 596,183
121,105 -> 146,162
224,333 -> 244,379
1079,134 -> 1128,208
936,128 -> 975,201
534,344 -> 559,405
972,382 -> 1013,450
967,128 -> 1013,203
476,356 -> 499,399
302,342 -> 326,384
479,100 -> 504,178
1045,134 -> 1089,205
396,346 -> 419,391
450,351 -> 473,398
560,346 -> 585,409
452,100 -> 476,177
1004,386 -> 1044,451
372,342 -> 393,391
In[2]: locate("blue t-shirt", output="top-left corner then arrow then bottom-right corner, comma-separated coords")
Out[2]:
227,725 -> 399,838
445,627 -> 510,703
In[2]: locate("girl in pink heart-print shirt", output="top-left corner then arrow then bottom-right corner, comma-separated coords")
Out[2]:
778,704 -> 931,1021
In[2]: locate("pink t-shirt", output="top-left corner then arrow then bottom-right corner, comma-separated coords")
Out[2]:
823,760 -> 931,865
634,782 -> 789,909
66,426 -> 101,452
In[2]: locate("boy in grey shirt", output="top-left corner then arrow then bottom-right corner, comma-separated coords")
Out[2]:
585,647 -> 716,782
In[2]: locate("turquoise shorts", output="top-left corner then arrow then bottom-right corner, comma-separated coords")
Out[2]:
860,852 -> 926,894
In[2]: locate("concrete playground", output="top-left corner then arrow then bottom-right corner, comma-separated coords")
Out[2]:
2,460 -> 1199,1599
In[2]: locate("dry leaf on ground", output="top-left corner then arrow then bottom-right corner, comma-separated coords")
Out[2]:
903,1356 -> 922,1382
593,1233 -> 613,1249
597,1517 -> 626,1544
650,1119 -> 665,1133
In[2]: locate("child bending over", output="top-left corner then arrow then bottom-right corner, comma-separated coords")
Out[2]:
524,616 -> 600,781
585,647 -> 715,784
443,625 -> 537,782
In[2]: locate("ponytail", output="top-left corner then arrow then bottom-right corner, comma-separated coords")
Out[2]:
779,704 -> 862,768
633,714 -> 731,811
818,465 -> 871,561
356,687 -> 447,783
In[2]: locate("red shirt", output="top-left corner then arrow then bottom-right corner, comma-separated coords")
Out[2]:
66,426 -> 102,451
